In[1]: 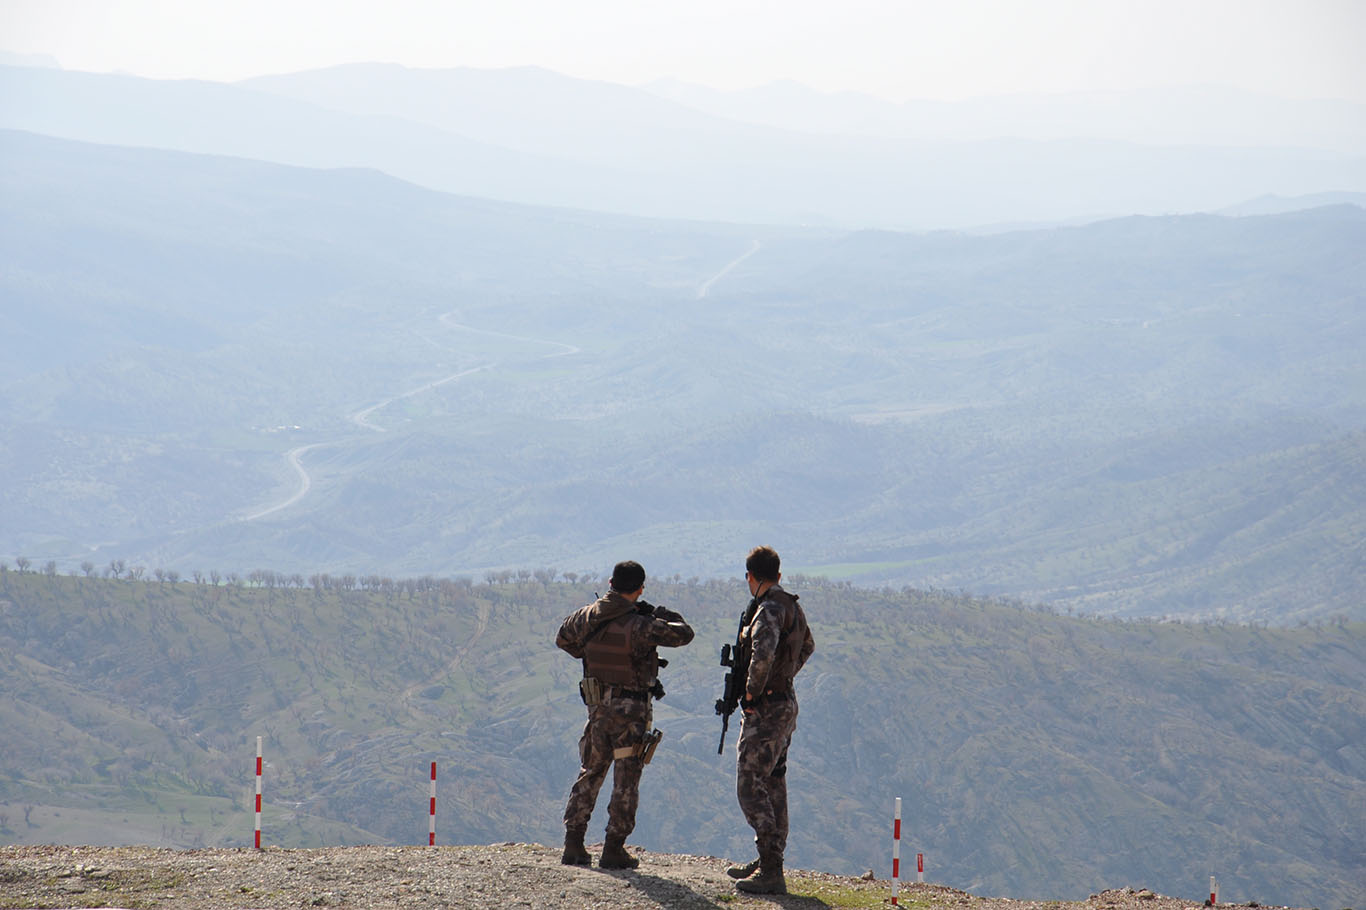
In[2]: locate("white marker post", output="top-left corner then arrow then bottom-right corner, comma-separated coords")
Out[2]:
428,762 -> 437,846
1210,875 -> 1217,906
254,736 -> 263,849
918,852 -> 924,883
891,797 -> 902,906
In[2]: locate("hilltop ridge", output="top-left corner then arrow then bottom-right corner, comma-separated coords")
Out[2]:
0,570 -> 1361,907
0,843 -> 1298,909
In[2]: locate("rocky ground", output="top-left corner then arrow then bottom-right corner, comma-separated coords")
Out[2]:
0,843 -> 1292,910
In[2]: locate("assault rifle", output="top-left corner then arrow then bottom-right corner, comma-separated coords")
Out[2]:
714,606 -> 752,754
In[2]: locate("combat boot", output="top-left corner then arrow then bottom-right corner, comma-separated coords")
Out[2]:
598,836 -> 640,869
726,856 -> 760,879
560,829 -> 591,866
735,852 -> 785,894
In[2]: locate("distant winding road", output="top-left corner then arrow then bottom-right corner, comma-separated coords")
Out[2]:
245,239 -> 753,522
241,443 -> 329,521
242,314 -> 581,521
349,365 -> 490,432
697,239 -> 761,299
349,317 -> 580,433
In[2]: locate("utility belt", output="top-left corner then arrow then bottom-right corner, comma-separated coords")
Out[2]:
613,728 -> 664,765
578,677 -> 664,764
579,677 -> 662,707
749,688 -> 792,706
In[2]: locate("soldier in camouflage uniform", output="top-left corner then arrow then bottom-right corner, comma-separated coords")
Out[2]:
556,560 -> 694,869
729,545 -> 814,894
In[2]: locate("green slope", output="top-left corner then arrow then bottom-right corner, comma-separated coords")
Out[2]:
0,570 -> 1360,907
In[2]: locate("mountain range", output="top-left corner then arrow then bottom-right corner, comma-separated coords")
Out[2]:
1,55 -> 1364,910
2,126 -> 1363,622
3,62 -> 1365,230
639,77 -> 1366,153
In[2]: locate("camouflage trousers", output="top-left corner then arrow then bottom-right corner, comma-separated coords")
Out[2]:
563,695 -> 651,840
736,698 -> 798,857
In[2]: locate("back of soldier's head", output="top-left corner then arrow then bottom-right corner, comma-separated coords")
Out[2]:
745,546 -> 781,583
609,560 -> 646,594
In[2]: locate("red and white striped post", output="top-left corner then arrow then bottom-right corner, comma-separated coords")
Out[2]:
1209,874 -> 1217,905
891,797 -> 902,906
428,762 -> 437,846
918,852 -> 924,883
253,736 -> 263,849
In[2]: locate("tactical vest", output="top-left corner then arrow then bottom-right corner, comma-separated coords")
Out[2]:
744,589 -> 808,691
583,613 -> 656,690
774,594 -> 809,683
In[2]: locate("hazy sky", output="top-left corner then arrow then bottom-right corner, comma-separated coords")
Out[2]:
2,0 -> 1364,102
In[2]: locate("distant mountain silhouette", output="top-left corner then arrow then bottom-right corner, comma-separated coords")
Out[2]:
4,63 -> 1365,229
640,78 -> 1366,154
1218,190 -> 1366,216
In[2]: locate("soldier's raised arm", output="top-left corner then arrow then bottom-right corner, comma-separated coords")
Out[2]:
646,605 -> 694,647
556,609 -> 588,658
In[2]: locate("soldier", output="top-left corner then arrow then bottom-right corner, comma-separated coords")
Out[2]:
556,560 -> 694,869
728,545 -> 814,895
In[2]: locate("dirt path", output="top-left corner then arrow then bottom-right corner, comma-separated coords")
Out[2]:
401,601 -> 491,701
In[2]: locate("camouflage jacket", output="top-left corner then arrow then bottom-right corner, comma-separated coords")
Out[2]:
742,584 -> 814,700
556,591 -> 694,689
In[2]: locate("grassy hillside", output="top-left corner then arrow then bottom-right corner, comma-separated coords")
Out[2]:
0,569 -> 1360,907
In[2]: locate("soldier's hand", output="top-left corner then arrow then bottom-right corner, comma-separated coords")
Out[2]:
653,605 -> 683,622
